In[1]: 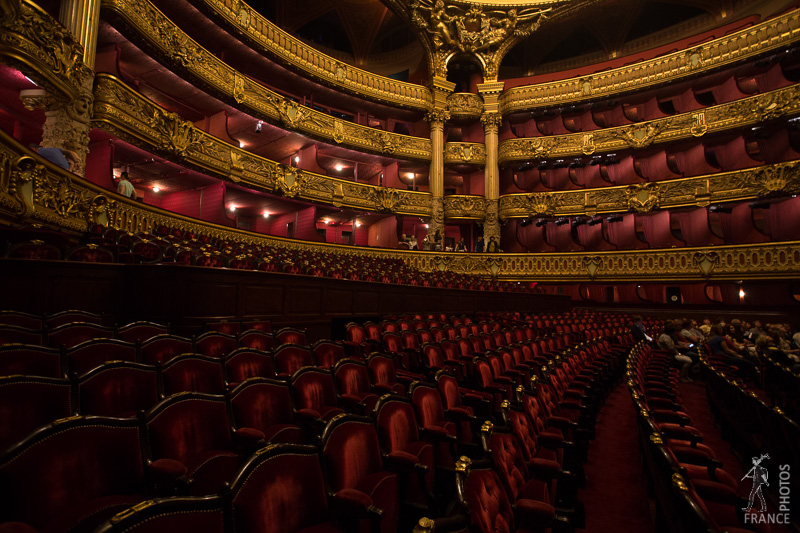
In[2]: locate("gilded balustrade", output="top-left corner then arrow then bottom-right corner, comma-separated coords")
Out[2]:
92,74 -> 431,217
99,0 -> 432,161
0,0 -> 92,103
1,128 -> 798,282
186,0 -> 432,111
501,8 -> 800,113
499,160 -> 800,219
499,83 -> 800,163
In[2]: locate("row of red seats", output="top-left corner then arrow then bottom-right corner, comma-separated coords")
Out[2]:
628,342 -> 764,532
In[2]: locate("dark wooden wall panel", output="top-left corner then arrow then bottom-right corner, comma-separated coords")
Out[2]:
325,288 -> 353,314
354,291 -> 380,314
243,284 -> 285,316
287,287 -> 323,315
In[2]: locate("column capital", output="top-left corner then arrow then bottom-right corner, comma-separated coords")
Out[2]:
425,108 -> 451,126
480,112 -> 503,133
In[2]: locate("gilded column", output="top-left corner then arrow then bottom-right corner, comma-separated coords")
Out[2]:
59,0 -> 101,69
426,77 -> 454,248
478,81 -> 505,246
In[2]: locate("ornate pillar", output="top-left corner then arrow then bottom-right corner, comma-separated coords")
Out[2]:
478,81 -> 505,245
426,77 -> 455,247
21,0 -> 99,176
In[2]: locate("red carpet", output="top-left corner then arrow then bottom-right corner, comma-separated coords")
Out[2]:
580,383 -> 654,533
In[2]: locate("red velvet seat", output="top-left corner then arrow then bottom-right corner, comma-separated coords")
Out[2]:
140,334 -> 193,365
421,343 -> 464,378
333,359 -> 380,414
0,416 -> 147,533
0,311 -> 42,330
46,310 -> 103,328
0,344 -> 62,378
144,393 -> 244,496
367,354 -> 421,396
345,323 -> 379,357
94,495 -> 226,533
274,344 -> 315,378
68,245 -> 115,263
313,340 -> 348,369
228,378 -> 305,445
241,319 -> 271,332
321,415 -> 400,533
48,322 -> 115,349
117,321 -> 169,343
0,325 -> 43,346
409,382 -> 458,470
6,241 -> 61,261
77,361 -> 160,418
275,327 -> 307,346
160,354 -> 226,396
291,367 -> 346,425
194,331 -> 238,358
0,375 -> 73,451
238,329 -> 275,351
374,397 -> 435,508
224,348 -> 275,386
66,338 -> 138,375
204,321 -> 240,334
228,444 -> 345,533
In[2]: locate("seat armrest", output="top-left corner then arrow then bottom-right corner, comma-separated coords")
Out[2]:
384,451 -> 428,474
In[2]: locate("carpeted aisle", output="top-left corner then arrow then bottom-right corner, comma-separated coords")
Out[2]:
579,383 -> 654,533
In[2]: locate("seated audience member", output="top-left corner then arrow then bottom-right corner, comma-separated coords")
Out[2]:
680,319 -> 704,344
658,324 -> 695,383
745,320 -> 766,343
708,325 -> 759,381
756,334 -> 800,373
455,238 -> 466,252
631,315 -> 652,343
30,143 -> 78,171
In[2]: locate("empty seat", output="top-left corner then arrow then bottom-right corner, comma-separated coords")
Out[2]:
143,393 -> 244,496
140,334 -> 193,365
333,359 -> 380,414
274,344 -> 315,378
224,348 -> 275,386
0,416 -> 147,533
0,311 -> 41,329
228,378 -> 304,445
48,322 -> 115,349
94,495 -> 226,533
291,367 -> 345,425
275,327 -> 307,346
46,310 -> 104,328
160,354 -> 226,396
0,375 -> 73,451
227,444 -> 346,532
194,332 -> 238,358
77,361 -> 160,418
0,325 -> 43,346
0,344 -> 62,378
238,329 -> 275,351
117,321 -> 169,343
66,338 -> 138,375
321,415 -> 400,533
313,340 -> 348,369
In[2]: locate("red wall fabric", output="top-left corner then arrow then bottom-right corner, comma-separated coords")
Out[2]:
638,211 -> 684,248
764,197 -> 800,241
671,208 -> 723,247
368,216 -> 399,248
84,140 -> 114,190
605,214 -> 648,249
714,203 -> 770,244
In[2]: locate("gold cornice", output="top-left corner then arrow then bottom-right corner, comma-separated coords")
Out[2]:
1,128 -> 797,283
444,142 -> 486,165
498,160 -> 800,219
500,8 -> 800,113
92,74 -> 431,217
499,84 -> 800,162
443,195 -> 487,219
186,0 -> 432,112
446,92 -> 483,119
99,0 -> 432,161
0,0 -> 92,102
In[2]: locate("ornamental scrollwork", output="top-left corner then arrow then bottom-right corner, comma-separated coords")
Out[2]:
480,113 -> 503,132
583,256 -> 602,279
443,195 -> 486,219
151,109 -> 199,155
425,108 -> 451,125
276,165 -> 303,198
32,168 -> 109,226
625,183 -> 661,213
693,251 -> 720,277
446,92 -> 483,117
444,143 -> 484,164
747,164 -> 800,197
612,120 -> 672,149
368,187 -> 403,212
690,111 -> 708,137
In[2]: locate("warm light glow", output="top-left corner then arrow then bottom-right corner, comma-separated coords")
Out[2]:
262,212 -> 270,218
739,288 -> 745,298
238,141 -> 245,148
423,223 -> 429,228
294,155 -> 300,163
335,163 -> 343,171
356,221 -> 362,227
325,219 -> 332,224
229,205 -> 237,212
152,186 -> 160,193
406,172 -> 415,180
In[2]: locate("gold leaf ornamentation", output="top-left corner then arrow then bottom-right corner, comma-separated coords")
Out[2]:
625,183 -> 661,213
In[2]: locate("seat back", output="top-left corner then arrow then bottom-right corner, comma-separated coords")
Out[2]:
141,335 -> 193,365
46,310 -> 103,328
48,323 -> 115,349
95,495 -> 226,533
194,332 -> 238,358
409,383 -> 447,429
228,444 -> 333,533
0,325 -> 44,346
321,415 -> 385,491
458,459 -> 515,533
67,338 -> 138,375
144,393 -> 233,466
205,321 -> 241,335
228,378 -> 301,442
117,321 -> 169,343
160,354 -> 226,396
238,330 -> 275,351
0,344 -> 62,377
224,348 -> 275,385
375,397 -> 421,454
312,340 -> 347,369
0,375 -> 73,451
291,368 -> 339,413
333,360 -> 373,397
0,416 -> 145,530
78,361 -> 160,418
0,311 -> 41,329
275,328 -> 307,346
274,344 -> 314,377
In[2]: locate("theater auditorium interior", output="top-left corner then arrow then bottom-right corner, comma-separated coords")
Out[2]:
0,0 -> 799,531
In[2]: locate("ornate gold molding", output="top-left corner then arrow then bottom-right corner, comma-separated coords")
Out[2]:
499,84 -> 800,162
443,195 -> 487,219
501,8 -> 800,113
498,160 -> 800,219
444,142 -> 485,165
186,0 -> 432,111
92,75 -> 432,217
1,129 -> 797,283
447,92 -> 483,119
0,0 -> 92,102
100,0 -> 432,161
